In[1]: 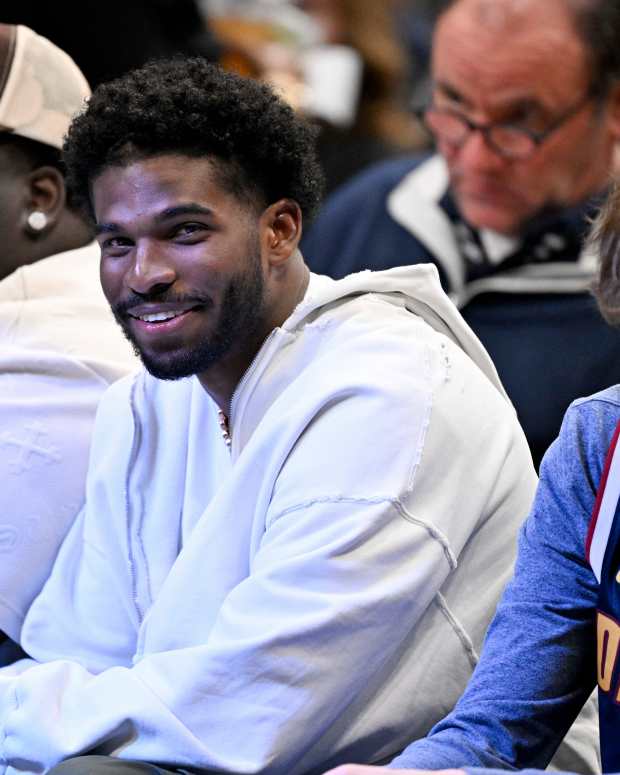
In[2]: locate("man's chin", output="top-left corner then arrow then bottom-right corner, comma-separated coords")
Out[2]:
112,322 -> 197,380
140,358 -> 196,381
136,340 -> 233,381
457,198 -> 524,236
136,349 -> 210,381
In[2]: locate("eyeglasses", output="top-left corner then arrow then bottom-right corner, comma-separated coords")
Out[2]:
417,92 -> 595,161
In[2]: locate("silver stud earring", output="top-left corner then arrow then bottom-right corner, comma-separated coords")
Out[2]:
27,211 -> 48,232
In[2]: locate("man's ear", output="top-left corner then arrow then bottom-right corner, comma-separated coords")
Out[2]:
260,198 -> 302,267
22,166 -> 66,236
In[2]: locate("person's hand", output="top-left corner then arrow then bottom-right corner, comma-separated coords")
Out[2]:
323,768 -> 465,775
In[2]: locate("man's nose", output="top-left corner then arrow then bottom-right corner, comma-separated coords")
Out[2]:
456,129 -> 506,173
128,241 -> 176,296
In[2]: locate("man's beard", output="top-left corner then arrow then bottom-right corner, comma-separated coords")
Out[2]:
112,247 -> 266,381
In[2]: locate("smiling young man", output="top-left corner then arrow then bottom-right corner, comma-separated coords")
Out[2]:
302,0 -> 620,467
92,153 -> 301,404
0,59 -> 542,775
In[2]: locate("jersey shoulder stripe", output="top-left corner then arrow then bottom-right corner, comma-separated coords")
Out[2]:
586,419 -> 620,582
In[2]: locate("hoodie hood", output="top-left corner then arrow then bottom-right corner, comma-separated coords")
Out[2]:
291,264 -> 509,402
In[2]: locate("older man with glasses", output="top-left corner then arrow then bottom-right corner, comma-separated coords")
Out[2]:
302,0 -> 620,468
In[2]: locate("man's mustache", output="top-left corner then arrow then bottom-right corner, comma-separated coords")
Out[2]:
112,292 -> 213,318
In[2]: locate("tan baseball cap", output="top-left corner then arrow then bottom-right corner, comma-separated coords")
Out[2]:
0,23 -> 90,150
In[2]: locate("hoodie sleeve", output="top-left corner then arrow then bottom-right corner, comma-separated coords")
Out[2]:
0,498 -> 455,775
388,396 -> 610,772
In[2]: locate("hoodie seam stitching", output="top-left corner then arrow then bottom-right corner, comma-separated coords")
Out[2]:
126,374 -> 149,624
434,591 -> 480,669
268,496 -> 458,572
393,501 -> 458,570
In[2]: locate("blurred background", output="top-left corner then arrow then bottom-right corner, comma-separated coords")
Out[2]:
1,0 -> 440,194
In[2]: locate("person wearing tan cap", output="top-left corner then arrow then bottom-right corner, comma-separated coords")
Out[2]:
0,22 -> 92,278
0,24 -> 136,663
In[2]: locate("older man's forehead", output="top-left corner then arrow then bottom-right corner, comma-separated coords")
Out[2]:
443,0 -> 579,34
433,0 -> 591,100
455,0 -> 535,28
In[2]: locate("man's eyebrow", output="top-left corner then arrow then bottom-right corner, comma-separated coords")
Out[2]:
156,204 -> 214,221
94,204 -> 214,236
95,222 -> 121,236
434,80 -> 465,103
434,80 -> 541,117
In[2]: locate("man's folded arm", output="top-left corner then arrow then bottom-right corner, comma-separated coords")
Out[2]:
0,494 -> 456,775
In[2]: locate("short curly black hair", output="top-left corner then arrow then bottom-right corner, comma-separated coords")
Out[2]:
63,57 -> 325,222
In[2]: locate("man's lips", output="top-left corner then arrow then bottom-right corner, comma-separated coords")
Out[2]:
126,302 -> 202,323
120,301 -> 207,336
452,175 -> 519,203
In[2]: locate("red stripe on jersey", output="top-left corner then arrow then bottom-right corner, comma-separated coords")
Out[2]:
586,419 -> 620,562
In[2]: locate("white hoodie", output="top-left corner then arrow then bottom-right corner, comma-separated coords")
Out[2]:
0,243 -> 137,641
0,265 -> 539,774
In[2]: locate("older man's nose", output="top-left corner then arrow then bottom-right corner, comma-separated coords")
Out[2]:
456,128 -> 508,173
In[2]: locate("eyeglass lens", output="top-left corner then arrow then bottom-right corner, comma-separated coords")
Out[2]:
423,108 -> 536,159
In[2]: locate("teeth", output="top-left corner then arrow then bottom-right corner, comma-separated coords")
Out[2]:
138,311 -> 181,323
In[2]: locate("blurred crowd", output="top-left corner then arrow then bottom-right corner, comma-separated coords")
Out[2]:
1,0 -> 437,192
